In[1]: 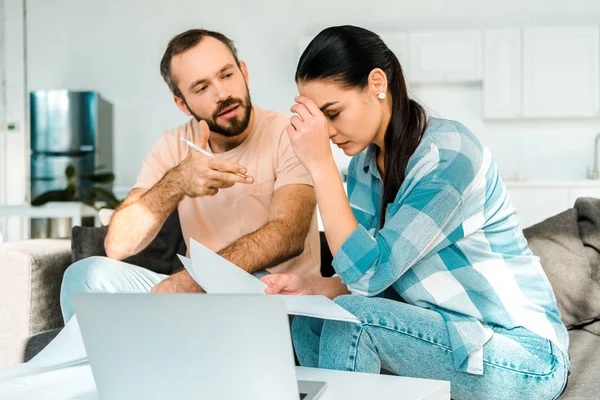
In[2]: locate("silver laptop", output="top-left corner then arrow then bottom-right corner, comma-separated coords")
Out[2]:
72,293 -> 327,400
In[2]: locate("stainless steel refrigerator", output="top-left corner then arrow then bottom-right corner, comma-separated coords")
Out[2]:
30,90 -> 113,237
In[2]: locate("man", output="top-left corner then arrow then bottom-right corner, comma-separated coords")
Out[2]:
60,29 -> 320,323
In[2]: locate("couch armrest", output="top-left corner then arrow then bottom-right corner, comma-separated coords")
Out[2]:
0,239 -> 71,366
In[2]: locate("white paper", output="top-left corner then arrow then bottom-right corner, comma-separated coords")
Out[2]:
0,363 -> 98,399
278,295 -> 360,324
185,240 -> 268,294
0,316 -> 88,380
181,239 -> 360,324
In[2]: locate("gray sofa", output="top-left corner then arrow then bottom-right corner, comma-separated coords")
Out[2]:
2,200 -> 600,398
0,239 -> 71,367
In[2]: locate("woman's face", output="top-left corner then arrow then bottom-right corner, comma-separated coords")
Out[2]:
297,80 -> 385,156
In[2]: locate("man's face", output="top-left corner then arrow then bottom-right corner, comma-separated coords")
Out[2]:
171,37 -> 252,137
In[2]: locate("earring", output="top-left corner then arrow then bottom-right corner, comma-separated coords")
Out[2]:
378,92 -> 386,100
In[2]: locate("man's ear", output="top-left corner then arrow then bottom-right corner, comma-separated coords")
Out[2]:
240,61 -> 250,85
173,95 -> 191,116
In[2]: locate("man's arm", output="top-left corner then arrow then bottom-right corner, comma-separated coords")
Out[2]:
220,183 -> 315,273
151,184 -> 316,293
105,120 -> 251,260
104,169 -> 183,260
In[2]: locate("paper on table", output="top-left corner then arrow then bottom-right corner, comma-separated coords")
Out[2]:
178,239 -> 360,324
0,316 -> 88,380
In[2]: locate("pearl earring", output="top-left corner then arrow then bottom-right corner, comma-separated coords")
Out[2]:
378,92 -> 386,100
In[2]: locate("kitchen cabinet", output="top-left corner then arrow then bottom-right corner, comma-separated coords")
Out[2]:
408,30 -> 483,84
483,29 -> 522,119
522,27 -> 600,118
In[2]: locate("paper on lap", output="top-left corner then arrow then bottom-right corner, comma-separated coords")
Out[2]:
0,316 -> 88,380
0,363 -> 97,399
179,240 -> 268,294
179,239 -> 360,324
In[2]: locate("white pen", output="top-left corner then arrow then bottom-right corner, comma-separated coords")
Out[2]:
180,137 -> 247,178
180,137 -> 215,158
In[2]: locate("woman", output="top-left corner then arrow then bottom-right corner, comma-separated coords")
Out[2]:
260,25 -> 569,399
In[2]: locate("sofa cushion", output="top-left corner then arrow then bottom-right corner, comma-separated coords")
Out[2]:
71,210 -> 186,275
523,203 -> 600,330
561,329 -> 600,399
0,239 -> 71,366
23,328 -> 61,363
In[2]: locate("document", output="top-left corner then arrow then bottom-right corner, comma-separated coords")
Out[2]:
178,239 -> 360,324
0,316 -> 87,380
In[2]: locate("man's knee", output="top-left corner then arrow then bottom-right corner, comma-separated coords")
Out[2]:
61,256 -> 121,295
60,256 -> 122,323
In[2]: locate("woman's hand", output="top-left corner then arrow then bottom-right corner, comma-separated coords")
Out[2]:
260,273 -> 313,295
287,96 -> 335,175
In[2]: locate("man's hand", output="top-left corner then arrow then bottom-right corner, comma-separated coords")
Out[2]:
173,120 -> 254,198
150,269 -> 204,293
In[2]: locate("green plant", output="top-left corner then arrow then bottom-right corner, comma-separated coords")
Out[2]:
31,165 -> 121,208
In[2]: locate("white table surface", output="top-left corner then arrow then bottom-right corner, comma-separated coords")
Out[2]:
296,367 -> 450,400
0,363 -> 450,400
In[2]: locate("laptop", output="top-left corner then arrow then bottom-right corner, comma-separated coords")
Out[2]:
72,293 -> 327,400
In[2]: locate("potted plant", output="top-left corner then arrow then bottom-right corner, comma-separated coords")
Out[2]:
31,165 -> 121,209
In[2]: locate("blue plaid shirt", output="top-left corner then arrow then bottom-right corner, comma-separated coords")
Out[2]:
333,117 -> 568,375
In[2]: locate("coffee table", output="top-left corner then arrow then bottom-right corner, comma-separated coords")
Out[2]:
0,363 -> 450,399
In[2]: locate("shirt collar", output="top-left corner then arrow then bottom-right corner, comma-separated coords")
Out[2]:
363,144 -> 380,178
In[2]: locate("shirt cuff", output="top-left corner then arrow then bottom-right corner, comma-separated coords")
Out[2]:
332,224 -> 380,285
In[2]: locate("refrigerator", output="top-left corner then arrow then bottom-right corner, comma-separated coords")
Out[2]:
29,90 -> 113,237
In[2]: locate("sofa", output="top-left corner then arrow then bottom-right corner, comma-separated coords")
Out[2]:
1,200 -> 600,398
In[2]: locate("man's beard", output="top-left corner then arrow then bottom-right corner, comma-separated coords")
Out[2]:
184,91 -> 252,137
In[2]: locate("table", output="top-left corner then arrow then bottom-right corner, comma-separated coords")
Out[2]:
297,367 -> 450,400
0,363 -> 450,400
0,202 -> 99,240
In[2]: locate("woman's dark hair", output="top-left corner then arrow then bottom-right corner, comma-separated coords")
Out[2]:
296,25 -> 427,228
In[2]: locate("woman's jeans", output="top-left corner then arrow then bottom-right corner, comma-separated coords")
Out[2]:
292,295 -> 569,400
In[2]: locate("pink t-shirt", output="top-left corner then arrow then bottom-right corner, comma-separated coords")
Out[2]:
133,106 -> 320,276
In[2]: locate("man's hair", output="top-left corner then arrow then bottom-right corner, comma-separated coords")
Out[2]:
160,29 -> 240,98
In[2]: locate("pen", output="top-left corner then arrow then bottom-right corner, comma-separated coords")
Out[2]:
180,137 -> 247,178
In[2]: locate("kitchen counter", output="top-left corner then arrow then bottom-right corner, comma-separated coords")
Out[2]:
503,180 -> 600,188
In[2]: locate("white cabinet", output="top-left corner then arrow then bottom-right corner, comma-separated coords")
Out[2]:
483,29 -> 522,119
522,27 -> 600,118
508,188 -> 570,229
408,30 -> 483,84
507,182 -> 600,229
568,188 -> 600,206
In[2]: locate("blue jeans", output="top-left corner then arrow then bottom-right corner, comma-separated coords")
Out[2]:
292,295 -> 569,400
60,256 -> 270,324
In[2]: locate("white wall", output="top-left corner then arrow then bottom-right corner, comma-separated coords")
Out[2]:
4,0 -> 600,213
1,0 -> 27,241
